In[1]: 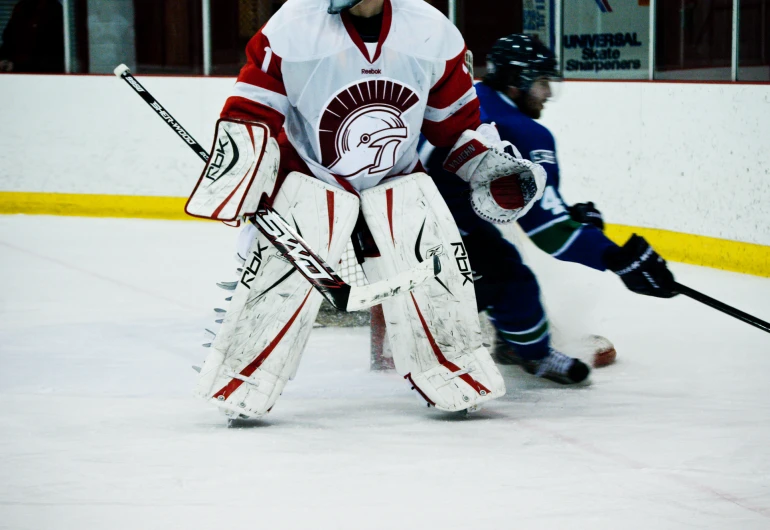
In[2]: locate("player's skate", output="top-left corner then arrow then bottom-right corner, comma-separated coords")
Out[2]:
495,336 -> 590,385
522,349 -> 590,385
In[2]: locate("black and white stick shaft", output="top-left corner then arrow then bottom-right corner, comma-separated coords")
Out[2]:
253,206 -> 440,312
674,282 -> 770,334
113,64 -> 210,163
113,64 -> 441,311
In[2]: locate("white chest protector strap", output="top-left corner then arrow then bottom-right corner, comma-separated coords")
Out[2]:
194,172 -> 360,419
186,119 -> 280,222
360,173 -> 505,412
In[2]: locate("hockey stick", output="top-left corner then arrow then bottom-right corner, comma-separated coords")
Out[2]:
113,64 -> 441,312
254,206 -> 440,311
114,65 -> 210,163
674,282 -> 770,334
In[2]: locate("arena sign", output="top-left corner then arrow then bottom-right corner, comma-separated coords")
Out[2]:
562,0 -> 650,79
523,0 -> 555,52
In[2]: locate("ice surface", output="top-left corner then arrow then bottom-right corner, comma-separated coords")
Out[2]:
1,215 -> 769,530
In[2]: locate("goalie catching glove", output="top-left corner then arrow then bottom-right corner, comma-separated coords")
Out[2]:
443,124 -> 546,224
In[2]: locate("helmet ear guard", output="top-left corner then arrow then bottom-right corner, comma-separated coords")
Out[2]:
328,0 -> 365,14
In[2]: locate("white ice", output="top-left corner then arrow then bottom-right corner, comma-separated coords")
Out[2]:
1,215 -> 769,530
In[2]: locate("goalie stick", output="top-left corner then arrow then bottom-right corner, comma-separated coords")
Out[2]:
114,64 -> 441,312
254,206 -> 440,311
114,64 -> 210,163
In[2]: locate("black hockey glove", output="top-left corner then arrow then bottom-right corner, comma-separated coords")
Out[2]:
568,202 -> 604,230
604,235 -> 678,298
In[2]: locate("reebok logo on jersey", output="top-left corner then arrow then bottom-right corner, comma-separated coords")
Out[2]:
318,79 -> 419,179
361,68 -> 381,75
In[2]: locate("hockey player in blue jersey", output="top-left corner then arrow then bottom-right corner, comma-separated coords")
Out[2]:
423,34 -> 677,384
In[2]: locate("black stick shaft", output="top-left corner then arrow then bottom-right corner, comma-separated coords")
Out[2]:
674,282 -> 770,334
113,64 -> 210,163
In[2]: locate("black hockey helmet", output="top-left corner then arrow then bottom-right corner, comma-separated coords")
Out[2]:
484,34 -> 559,92
328,0 -> 364,14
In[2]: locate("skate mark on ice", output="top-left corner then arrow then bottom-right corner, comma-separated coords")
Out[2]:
519,419 -> 770,519
0,240 -> 195,310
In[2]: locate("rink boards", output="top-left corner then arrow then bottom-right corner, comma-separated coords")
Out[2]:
0,74 -> 768,276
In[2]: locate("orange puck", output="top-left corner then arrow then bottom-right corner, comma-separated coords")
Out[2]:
588,335 -> 617,368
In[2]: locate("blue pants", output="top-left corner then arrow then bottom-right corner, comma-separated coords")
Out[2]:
432,170 -> 550,361
462,222 -> 550,360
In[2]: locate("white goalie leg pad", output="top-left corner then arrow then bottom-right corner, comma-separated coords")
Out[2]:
186,119 -> 280,222
360,173 -> 505,412
194,172 -> 360,418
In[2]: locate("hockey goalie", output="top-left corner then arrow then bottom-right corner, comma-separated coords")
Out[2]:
187,0 -> 547,419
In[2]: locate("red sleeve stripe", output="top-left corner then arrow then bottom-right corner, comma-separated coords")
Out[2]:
431,51 -> 460,91
232,82 -> 290,117
422,99 -> 481,147
424,87 -> 477,123
243,29 -> 284,80
427,51 -> 473,110
216,28 -> 286,137
237,63 -> 287,96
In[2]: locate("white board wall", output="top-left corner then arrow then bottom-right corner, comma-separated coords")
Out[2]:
0,74 -> 768,245
540,81 -> 770,246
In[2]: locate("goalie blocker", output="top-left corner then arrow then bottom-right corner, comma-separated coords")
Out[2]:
186,118 -> 280,222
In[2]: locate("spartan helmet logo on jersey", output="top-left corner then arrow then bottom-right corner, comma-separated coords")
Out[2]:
319,79 -> 419,179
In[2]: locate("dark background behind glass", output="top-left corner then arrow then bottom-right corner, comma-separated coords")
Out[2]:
0,0 -> 765,81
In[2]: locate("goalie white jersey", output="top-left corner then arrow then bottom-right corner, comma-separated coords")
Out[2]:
220,0 -> 481,192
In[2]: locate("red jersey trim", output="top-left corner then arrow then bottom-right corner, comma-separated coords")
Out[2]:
422,101 -> 481,147
427,49 -> 474,110
221,97 -> 285,138
340,0 -> 392,64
